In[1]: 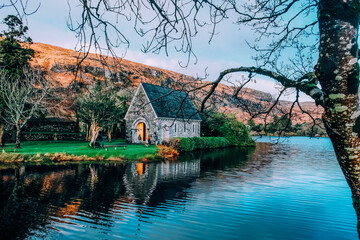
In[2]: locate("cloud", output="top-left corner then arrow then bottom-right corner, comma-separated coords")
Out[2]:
117,48 -> 314,102
0,1 -> 315,103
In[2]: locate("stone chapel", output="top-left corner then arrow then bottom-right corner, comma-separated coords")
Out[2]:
124,83 -> 201,143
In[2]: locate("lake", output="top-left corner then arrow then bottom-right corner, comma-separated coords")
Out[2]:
0,137 -> 357,239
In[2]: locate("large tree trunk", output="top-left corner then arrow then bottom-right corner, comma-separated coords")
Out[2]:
316,0 -> 360,236
107,128 -> 112,142
86,123 -> 90,141
0,123 -> 4,146
15,124 -> 21,148
89,121 -> 101,147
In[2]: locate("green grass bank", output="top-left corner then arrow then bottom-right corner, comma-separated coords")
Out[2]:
0,139 -> 157,163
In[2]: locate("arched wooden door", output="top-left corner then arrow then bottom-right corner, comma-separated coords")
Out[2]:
137,122 -> 147,141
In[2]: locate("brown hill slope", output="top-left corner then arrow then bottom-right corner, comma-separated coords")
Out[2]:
28,42 -> 323,123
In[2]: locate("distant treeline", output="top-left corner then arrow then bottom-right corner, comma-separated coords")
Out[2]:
247,115 -> 327,137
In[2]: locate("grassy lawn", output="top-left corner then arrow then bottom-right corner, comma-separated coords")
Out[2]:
2,139 -> 157,160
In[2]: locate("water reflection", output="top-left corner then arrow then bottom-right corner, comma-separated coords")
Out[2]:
0,148 -> 255,239
0,140 -> 357,239
0,164 -> 126,239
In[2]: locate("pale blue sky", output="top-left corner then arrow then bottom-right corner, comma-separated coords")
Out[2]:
0,0 -> 317,102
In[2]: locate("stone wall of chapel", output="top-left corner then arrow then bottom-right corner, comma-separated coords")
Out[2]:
125,87 -> 157,143
157,119 -> 201,143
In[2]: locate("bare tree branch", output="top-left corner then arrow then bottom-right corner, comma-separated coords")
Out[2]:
0,68 -> 49,147
201,66 -> 324,112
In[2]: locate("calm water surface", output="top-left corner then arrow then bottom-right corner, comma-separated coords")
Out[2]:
0,137 -> 357,239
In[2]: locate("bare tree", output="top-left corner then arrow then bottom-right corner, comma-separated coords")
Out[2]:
0,68 -> 49,148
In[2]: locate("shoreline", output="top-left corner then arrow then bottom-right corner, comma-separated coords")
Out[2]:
0,151 -> 162,169
0,139 -> 159,165
0,135 -> 325,167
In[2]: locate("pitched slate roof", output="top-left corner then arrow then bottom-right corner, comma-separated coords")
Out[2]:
141,83 -> 201,120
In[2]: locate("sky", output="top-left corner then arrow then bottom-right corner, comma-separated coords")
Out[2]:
0,0 -> 317,102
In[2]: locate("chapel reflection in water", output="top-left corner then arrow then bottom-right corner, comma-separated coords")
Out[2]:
0,146 -> 260,239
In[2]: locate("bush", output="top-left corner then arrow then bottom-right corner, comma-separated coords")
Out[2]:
167,137 -> 231,152
201,112 -> 254,146
156,145 -> 179,159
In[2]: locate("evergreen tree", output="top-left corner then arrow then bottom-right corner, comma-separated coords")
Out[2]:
0,15 -> 34,146
0,15 -> 34,76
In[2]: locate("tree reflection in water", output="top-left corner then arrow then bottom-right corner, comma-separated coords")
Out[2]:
0,147 -> 257,239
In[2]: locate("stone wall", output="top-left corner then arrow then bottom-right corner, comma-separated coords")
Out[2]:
21,118 -> 82,141
125,85 -> 202,144
125,87 -> 157,143
157,118 -> 201,143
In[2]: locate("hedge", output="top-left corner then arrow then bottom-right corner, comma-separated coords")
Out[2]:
166,137 -> 231,152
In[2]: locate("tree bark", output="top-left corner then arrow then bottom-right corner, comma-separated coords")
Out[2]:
107,128 -> 112,142
89,122 -> 95,144
89,121 -> 100,147
316,0 -> 360,235
0,123 -> 4,146
85,123 -> 90,141
15,124 -> 21,148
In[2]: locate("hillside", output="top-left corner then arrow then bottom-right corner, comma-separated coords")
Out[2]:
28,42 -> 323,123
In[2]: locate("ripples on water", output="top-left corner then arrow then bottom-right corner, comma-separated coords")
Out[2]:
0,137 -> 357,239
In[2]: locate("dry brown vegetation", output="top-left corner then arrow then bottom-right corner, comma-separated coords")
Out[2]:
155,145 -> 179,159
27,42 -> 322,124
0,152 -> 123,163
